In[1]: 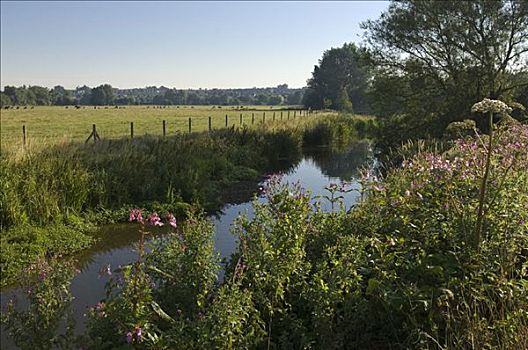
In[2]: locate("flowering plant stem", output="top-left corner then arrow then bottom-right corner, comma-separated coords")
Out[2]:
474,110 -> 493,249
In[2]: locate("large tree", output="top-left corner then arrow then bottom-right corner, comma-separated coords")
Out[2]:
303,43 -> 371,112
363,0 -> 528,127
0,93 -> 13,106
28,86 -> 51,105
90,84 -> 115,105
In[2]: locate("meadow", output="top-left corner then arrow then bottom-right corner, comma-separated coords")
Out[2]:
0,105 -> 317,150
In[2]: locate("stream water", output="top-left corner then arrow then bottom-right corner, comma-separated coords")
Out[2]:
0,141 -> 373,348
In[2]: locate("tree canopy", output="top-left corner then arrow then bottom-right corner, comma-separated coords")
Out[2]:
363,0 -> 528,135
303,43 -> 371,113
1,84 -> 305,107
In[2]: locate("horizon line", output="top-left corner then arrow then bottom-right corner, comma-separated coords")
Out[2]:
0,83 -> 308,90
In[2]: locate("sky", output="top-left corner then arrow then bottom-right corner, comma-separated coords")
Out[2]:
0,1 -> 389,89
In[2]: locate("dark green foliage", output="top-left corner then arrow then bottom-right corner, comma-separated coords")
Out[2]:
1,84 -> 305,106
303,43 -> 371,113
90,84 -> 115,106
1,92 -> 14,106
444,119 -> 477,140
364,0 -> 528,147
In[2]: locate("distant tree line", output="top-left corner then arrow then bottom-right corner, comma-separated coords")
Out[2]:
0,83 -> 304,107
303,0 -> 527,145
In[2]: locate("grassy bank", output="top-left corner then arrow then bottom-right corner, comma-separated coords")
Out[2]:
0,114 -> 374,287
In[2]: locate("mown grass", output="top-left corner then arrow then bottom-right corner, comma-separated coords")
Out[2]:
0,105 -> 326,151
0,114 -> 375,287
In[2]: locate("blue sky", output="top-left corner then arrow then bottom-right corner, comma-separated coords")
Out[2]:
0,1 -> 389,89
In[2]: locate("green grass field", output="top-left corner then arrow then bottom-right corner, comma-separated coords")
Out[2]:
1,105 -> 324,150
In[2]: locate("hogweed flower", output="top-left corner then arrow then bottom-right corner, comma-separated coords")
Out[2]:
471,98 -> 512,116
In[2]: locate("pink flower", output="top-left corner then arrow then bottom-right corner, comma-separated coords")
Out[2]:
94,302 -> 106,317
135,326 -> 143,341
126,331 -> 133,343
129,209 -> 144,224
148,212 -> 164,226
166,213 -> 177,228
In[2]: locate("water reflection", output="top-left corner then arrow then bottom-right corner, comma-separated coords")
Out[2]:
304,141 -> 372,180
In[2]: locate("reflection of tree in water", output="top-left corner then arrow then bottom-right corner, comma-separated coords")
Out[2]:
74,224 -> 167,272
211,157 -> 300,214
304,141 -> 372,180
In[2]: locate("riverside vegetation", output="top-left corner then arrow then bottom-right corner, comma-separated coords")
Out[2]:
1,100 -> 527,349
0,114 -> 374,287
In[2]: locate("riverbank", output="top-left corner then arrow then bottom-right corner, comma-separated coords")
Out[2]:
0,115 -> 376,287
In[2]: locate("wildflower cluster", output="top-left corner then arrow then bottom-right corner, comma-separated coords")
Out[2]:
399,123 -> 528,191
128,208 -> 177,228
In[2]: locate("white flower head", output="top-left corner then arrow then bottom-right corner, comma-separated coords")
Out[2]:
471,98 -> 512,116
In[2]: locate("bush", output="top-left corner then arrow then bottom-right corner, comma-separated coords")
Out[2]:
443,119 -> 476,139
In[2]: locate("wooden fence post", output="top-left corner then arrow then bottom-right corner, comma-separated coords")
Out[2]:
93,124 -> 97,142
225,114 -> 228,127
22,125 -> 26,146
188,117 -> 192,133
162,120 -> 166,137
240,113 -> 243,125
252,113 -> 255,124
263,112 -> 266,123
287,111 -> 290,120
273,112 -> 275,121
209,116 -> 212,131
130,122 -> 134,139
281,111 -> 283,120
